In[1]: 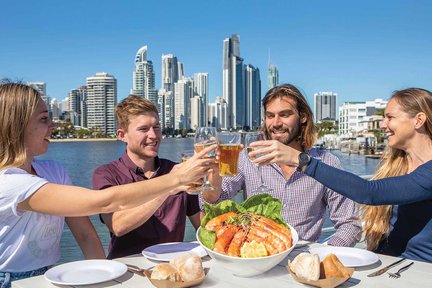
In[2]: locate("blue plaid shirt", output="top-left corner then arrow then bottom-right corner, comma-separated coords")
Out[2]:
200,148 -> 361,247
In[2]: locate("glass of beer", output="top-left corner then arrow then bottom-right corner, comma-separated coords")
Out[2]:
217,132 -> 242,176
194,127 -> 218,191
180,150 -> 202,195
244,131 -> 273,193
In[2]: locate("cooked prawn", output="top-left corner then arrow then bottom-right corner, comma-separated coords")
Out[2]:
205,212 -> 238,231
227,230 -> 247,257
213,225 -> 239,254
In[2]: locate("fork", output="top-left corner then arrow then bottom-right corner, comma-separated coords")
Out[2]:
387,262 -> 414,278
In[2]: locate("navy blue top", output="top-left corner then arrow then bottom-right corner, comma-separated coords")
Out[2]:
305,158 -> 432,262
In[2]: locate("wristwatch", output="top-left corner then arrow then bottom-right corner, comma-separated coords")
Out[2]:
297,152 -> 311,172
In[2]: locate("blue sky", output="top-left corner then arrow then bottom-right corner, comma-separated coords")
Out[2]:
1,0 -> 431,106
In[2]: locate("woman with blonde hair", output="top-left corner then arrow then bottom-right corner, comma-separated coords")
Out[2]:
251,87 -> 432,262
0,82 -> 216,287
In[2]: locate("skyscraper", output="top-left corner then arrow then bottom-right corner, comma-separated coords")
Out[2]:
28,82 -> 51,116
174,78 -> 193,130
132,46 -> 158,105
245,65 -> 261,130
208,97 -> 227,130
161,54 -> 179,92
268,64 -> 279,90
86,72 -> 117,135
194,72 -> 209,126
314,92 -> 337,122
68,86 -> 87,127
223,34 -> 244,129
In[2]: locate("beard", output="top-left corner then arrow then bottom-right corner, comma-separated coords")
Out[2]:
265,124 -> 302,146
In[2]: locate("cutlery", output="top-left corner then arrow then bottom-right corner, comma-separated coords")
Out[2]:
126,264 -> 148,276
388,262 -> 414,279
367,258 -> 406,277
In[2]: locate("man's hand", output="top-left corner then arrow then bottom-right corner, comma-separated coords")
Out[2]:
249,140 -> 301,167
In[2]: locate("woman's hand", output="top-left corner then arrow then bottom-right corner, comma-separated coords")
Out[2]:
249,140 -> 301,167
172,144 -> 218,188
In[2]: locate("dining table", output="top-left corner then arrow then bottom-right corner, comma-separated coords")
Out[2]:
11,242 -> 432,288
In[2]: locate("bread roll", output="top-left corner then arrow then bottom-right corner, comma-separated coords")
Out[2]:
289,252 -> 320,281
169,252 -> 197,269
170,252 -> 204,282
151,263 -> 180,282
320,253 -> 350,278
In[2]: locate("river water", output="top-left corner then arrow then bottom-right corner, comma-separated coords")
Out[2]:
37,138 -> 381,263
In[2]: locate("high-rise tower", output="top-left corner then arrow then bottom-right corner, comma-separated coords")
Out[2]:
268,65 -> 279,90
223,34 -> 244,129
314,92 -> 337,122
194,72 -> 209,126
132,46 -> 158,105
245,65 -> 261,130
87,72 -> 117,135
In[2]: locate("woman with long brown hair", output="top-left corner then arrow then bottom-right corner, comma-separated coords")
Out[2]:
251,88 -> 432,262
0,82 -> 216,287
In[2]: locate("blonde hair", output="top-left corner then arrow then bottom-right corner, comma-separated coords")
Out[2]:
262,84 -> 317,149
361,88 -> 432,250
115,95 -> 159,131
0,82 -> 41,170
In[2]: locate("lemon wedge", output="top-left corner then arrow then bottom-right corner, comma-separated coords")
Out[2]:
240,240 -> 268,258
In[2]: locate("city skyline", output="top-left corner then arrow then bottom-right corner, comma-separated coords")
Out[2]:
2,0 -> 432,107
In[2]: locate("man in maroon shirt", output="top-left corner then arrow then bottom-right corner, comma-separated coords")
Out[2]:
92,95 -> 201,259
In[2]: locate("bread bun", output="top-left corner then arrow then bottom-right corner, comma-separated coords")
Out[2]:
169,252 -> 204,282
289,252 -> 320,281
151,263 -> 180,282
320,253 -> 350,278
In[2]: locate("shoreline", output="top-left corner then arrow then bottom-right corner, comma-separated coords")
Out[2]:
49,138 -> 118,143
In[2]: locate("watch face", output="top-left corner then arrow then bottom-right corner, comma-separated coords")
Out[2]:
299,153 -> 310,165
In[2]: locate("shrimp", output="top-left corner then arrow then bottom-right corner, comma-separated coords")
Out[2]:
247,229 -> 278,255
213,225 -> 239,254
205,212 -> 238,231
252,216 -> 293,248
249,225 -> 286,253
227,230 -> 247,257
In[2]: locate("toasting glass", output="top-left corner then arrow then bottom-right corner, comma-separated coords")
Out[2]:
194,127 -> 218,191
244,131 -> 273,193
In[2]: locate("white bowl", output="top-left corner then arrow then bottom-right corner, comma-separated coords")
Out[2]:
196,224 -> 298,277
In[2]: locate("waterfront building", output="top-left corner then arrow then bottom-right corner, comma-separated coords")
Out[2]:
177,62 -> 185,80
194,72 -> 209,126
68,86 -> 87,128
162,54 -> 179,92
174,78 -> 193,130
244,64 -> 261,130
158,88 -> 174,130
28,82 -> 51,116
86,72 -> 117,135
314,92 -> 337,122
208,96 -> 227,130
50,98 -> 61,120
223,34 -> 244,129
131,46 -> 158,105
190,95 -> 202,130
267,64 -> 279,90
338,98 -> 387,136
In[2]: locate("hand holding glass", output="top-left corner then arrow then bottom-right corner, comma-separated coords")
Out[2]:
194,127 -> 218,191
179,150 -> 203,194
244,132 -> 273,193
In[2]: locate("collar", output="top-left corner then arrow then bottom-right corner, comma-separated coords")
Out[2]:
120,151 -> 161,179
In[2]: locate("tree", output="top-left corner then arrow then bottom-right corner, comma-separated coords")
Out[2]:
316,121 -> 338,137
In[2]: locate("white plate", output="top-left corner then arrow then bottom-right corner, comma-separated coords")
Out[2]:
44,259 -> 127,286
142,241 -> 207,262
309,246 -> 379,267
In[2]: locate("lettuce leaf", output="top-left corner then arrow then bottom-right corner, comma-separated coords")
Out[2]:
200,200 -> 246,228
198,194 -> 288,249
198,227 -> 216,250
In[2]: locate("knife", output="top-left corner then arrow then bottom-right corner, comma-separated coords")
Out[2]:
367,258 -> 406,277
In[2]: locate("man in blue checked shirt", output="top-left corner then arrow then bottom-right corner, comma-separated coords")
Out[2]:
201,84 -> 361,247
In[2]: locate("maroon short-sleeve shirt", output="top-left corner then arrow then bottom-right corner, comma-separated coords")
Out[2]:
92,151 -> 200,259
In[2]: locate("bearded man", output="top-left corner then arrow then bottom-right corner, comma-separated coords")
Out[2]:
201,84 -> 361,246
